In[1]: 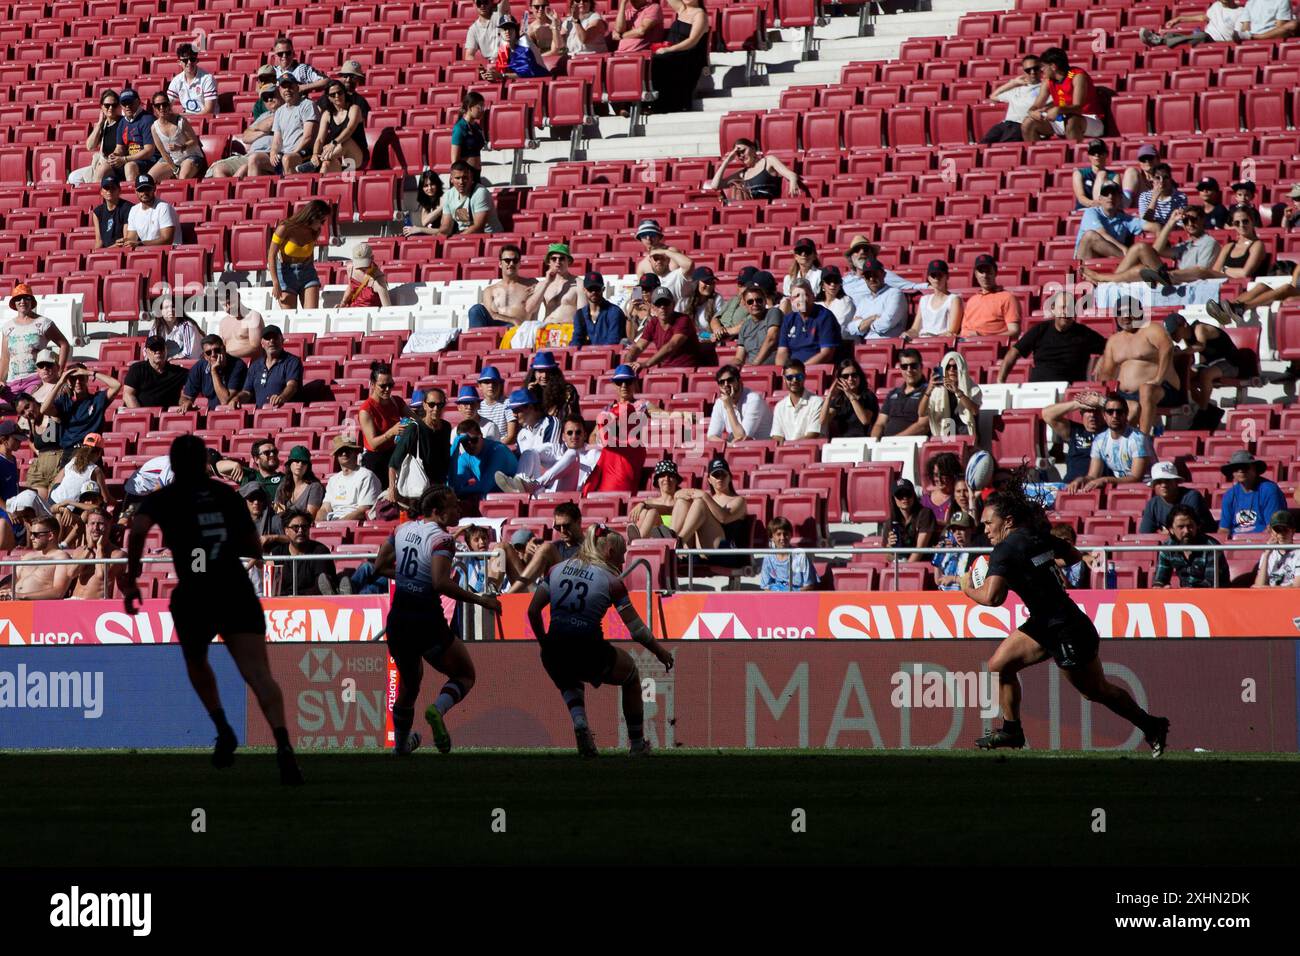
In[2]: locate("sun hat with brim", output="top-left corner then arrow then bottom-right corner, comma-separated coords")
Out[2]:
846,234 -> 875,256
338,60 -> 366,79
331,434 -> 362,455
507,388 -> 535,409
545,242 -> 572,261
531,351 -> 559,371
1220,449 -> 1267,477
612,364 -> 639,383
1149,462 -> 1182,483
1289,183 -> 1300,200
477,365 -> 503,383
287,445 -> 311,463
8,284 -> 36,309
456,385 -> 481,404
653,458 -> 680,481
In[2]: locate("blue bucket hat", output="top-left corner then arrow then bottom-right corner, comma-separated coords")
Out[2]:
410,389 -> 426,409
507,388 -> 535,409
456,385 -> 481,404
531,350 -> 559,371
612,364 -> 639,383
477,365 -> 502,383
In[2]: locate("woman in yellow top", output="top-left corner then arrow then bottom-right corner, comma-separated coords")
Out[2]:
268,199 -> 331,310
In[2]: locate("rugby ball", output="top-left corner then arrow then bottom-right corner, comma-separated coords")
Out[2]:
965,450 -> 994,491
969,555 -> 989,589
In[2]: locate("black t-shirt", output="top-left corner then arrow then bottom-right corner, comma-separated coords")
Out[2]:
138,480 -> 257,588
987,528 -> 1085,626
1014,321 -> 1106,384
93,200 -> 133,247
266,539 -> 336,596
124,359 -> 188,408
827,388 -> 879,438
881,384 -> 924,437
1202,203 -> 1231,229
1064,420 -> 1108,482
892,506 -> 936,548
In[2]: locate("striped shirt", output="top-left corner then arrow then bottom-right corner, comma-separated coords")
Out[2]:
1137,189 -> 1188,225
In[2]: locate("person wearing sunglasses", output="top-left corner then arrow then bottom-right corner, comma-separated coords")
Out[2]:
110,89 -> 158,182
355,362 -> 409,495
501,416 -> 599,495
13,516 -> 77,600
233,325 -> 303,409
273,447 -> 325,520
167,43 -> 218,116
1072,137 -> 1120,210
266,37 -> 327,93
980,55 -> 1043,145
71,92 -> 124,186
449,419 -> 518,514
464,0 -> 512,61
264,509 -> 339,596
323,434 -> 380,521
1120,143 -> 1158,207
523,0 -> 564,56
122,334 -> 188,409
1021,45 -> 1104,143
246,75 -> 319,178
525,243 -> 579,327
632,218 -> 693,302
1082,206 -> 1219,291
769,359 -> 823,444
121,173 -> 179,248
463,243 -> 532,328
389,388 -> 452,503
1073,182 -> 1145,261
822,358 -> 879,438
728,279 -> 781,367
871,348 -> 927,439
560,0 -> 611,55
707,363 -> 772,444
842,257 -> 906,341
179,335 -> 248,413
1150,207 -> 1268,287
1067,393 -> 1151,493
300,80 -> 367,175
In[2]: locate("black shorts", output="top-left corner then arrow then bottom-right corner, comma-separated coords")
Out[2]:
1020,614 -> 1100,670
170,578 -> 265,657
1116,381 -> 1184,408
385,601 -> 454,673
539,628 -> 618,690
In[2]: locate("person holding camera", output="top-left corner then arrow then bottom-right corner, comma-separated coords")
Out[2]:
560,0 -> 610,54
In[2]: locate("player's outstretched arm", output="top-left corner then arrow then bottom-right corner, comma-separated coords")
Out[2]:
616,598 -> 673,670
432,553 -> 501,614
122,512 -> 155,615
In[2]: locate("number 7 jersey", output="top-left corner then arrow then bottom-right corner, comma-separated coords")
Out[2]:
391,519 -> 458,601
545,557 -> 627,635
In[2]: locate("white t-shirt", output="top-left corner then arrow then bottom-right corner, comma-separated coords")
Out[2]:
997,83 -> 1041,124
124,455 -> 174,497
1206,1 -> 1249,40
917,291 -> 957,337
707,387 -> 773,441
1258,548 -> 1300,586
3,316 -> 55,380
783,268 -> 823,299
168,69 -> 219,114
325,467 -> 380,520
565,12 -> 607,54
825,296 -> 854,330
630,267 -> 688,312
770,391 -> 825,441
127,201 -> 180,245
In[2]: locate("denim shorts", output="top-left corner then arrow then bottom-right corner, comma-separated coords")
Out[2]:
276,259 -> 320,294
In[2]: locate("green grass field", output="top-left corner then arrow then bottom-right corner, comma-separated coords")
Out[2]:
4,750 -> 1299,866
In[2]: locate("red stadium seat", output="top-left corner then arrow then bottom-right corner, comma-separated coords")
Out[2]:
847,463 -> 899,523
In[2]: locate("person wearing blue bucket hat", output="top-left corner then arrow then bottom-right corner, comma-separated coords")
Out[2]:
497,386 -> 563,493
525,351 -> 581,420
454,384 -> 500,441
530,351 -> 559,371
475,364 -> 517,445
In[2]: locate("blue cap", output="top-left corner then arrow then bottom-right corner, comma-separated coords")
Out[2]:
410,389 -> 426,408
477,365 -> 502,382
100,175 -> 120,190
612,364 -> 638,383
507,388 -> 535,409
456,385 -> 481,404
531,350 -> 559,371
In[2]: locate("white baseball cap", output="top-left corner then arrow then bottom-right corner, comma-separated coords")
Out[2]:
1149,462 -> 1181,483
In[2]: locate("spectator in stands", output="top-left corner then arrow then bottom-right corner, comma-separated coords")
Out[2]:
760,516 -> 816,591
871,348 -> 927,438
49,435 -> 112,509
821,357 -> 878,438
1219,449 -> 1287,537
1121,143 -> 1158,208
1021,46 -> 1104,142
1073,138 -> 1120,209
844,237 -> 927,298
402,169 -> 446,236
501,386 -> 562,482
453,386 -> 501,441
466,0 -> 508,59
1095,305 -> 1184,437
355,362 -> 408,492
525,352 -> 582,420
269,37 -> 327,93
775,279 -> 841,366
147,93 -> 205,181
561,0 -> 611,54
1043,391 -> 1108,484
1253,510 -> 1300,587
209,90 -> 277,179
584,375 -> 649,496
649,0 -> 709,113
1084,207 -> 1219,289
886,479 -> 937,564
121,448 -> 243,505
1153,505 -> 1229,588
476,366 -> 518,444
339,243 -> 392,309
682,267 -> 725,339
240,481 -> 285,547
922,351 -> 982,440
147,292 -> 203,361
715,266 -> 760,333
13,392 -> 58,494
1207,260 -> 1300,323
708,138 -> 805,201
301,81 -> 367,174
842,259 -> 906,341
921,452 -> 962,524
501,415 -> 599,493
247,437 -> 284,499
669,455 -> 748,564
768,359 -> 822,443
12,517 -> 75,600
525,243 -> 580,327
1229,180 -> 1262,227
251,66 -> 279,118
614,0 -> 665,50
217,283 -> 265,360
439,161 -> 503,235
932,509 -> 978,590
323,434 -> 380,521
2,286 -> 70,395
1196,177 -> 1232,228
465,245 -> 535,330
234,325 -> 303,409
628,456 -> 683,539
634,221 -> 694,303
905,260 -> 962,339
449,92 -> 487,177
27,350 -> 62,406
524,0 -> 564,55
1141,461 -> 1215,533
1069,393 -> 1151,491
91,177 -> 132,250
1271,181 -> 1300,228
450,419 -> 519,510
497,502 -> 585,593
267,200 -> 329,310
1141,1 -> 1246,46
707,364 -> 772,443
264,509 -> 338,596
782,239 -> 823,303
178,335 -> 245,413
727,280 -> 781,366
982,55 -> 1043,145
71,91 -> 124,186
1074,183 -> 1145,260
1049,523 -> 1095,589
0,421 -> 25,499
1164,312 -> 1240,428
254,76 -> 319,177
1235,0 -> 1298,39
330,62 -> 371,118
41,366 -> 121,464
112,89 -> 157,181
455,525 -> 495,594
273,447 -> 325,520
623,287 -> 701,370
388,388 -> 451,501
168,43 -> 218,115
816,266 -> 854,331
572,272 -> 630,347
998,291 -> 1106,384
961,255 -> 1021,337
121,174 -> 179,248
1137,164 -> 1188,227
67,509 -> 126,600
122,336 -> 187,409
1148,207 -> 1270,290
480,16 -> 551,80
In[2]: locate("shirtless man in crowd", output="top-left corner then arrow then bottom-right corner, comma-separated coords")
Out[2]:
473,243 -> 537,329
1094,302 -> 1185,437
216,282 -> 265,360
526,242 -> 580,327
14,517 -> 76,600
633,220 -> 694,306
69,509 -> 127,599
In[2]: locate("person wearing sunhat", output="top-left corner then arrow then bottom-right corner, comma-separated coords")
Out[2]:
454,384 -> 501,441
572,271 -> 630,347
91,175 -> 133,249
499,386 -> 562,488
2,284 -> 71,394
525,243 -> 579,326
1253,510 -> 1300,588
322,433 -> 380,521
633,219 -> 693,304
339,243 -> 392,309
1219,449 -> 1287,538
622,286 -> 701,370
474,365 -> 517,444
526,350 -> 582,420
319,60 -> 371,119
841,235 -> 927,311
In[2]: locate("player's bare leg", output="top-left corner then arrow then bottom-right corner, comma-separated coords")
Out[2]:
424,638 -> 476,754
183,647 -> 239,768
224,630 -> 303,784
1065,656 -> 1170,757
606,647 -> 649,755
977,631 -> 1050,750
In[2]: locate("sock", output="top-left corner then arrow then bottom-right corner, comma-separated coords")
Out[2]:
627,717 -> 644,745
272,726 -> 292,751
393,704 -> 414,744
210,708 -> 234,736
434,680 -> 466,717
562,689 -> 588,731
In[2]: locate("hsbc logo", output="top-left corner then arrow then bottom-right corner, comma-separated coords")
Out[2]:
299,649 -> 343,682
0,619 -> 25,645
681,613 -> 752,640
